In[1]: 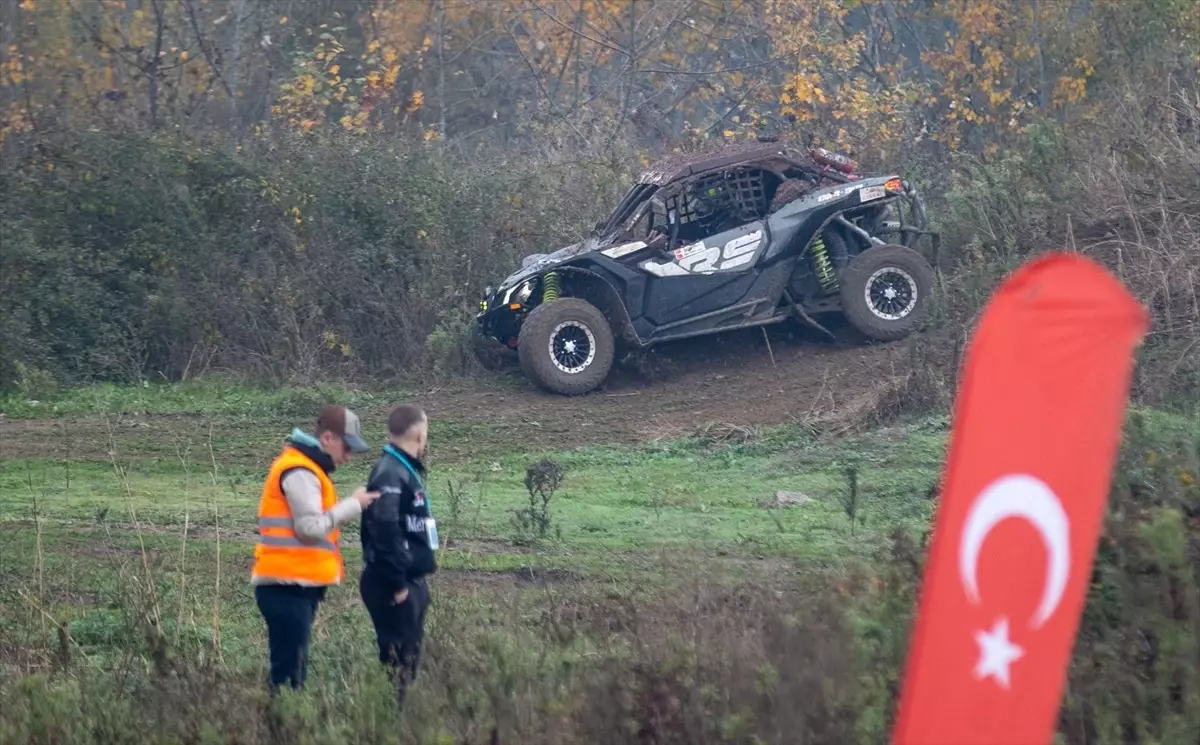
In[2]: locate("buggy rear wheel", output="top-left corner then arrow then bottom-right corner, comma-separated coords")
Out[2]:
839,244 -> 933,341
517,298 -> 615,395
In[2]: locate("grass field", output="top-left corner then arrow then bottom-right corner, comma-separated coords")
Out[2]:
1,380 -> 1197,745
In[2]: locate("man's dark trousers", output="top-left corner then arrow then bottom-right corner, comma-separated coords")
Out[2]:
360,569 -> 431,706
255,584 -> 326,691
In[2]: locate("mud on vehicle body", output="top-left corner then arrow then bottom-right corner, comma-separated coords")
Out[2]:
476,137 -> 940,396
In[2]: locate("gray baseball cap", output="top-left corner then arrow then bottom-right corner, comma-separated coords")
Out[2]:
317,405 -> 370,453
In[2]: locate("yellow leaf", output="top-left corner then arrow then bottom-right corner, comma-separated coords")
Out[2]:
722,129 -> 735,138
279,16 -> 288,24
179,50 -> 189,62
405,90 -> 424,113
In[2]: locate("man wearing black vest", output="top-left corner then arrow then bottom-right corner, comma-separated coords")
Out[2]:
359,404 -> 438,708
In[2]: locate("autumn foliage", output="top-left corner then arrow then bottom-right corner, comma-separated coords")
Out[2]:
4,0 -> 1195,153
0,0 -> 1197,401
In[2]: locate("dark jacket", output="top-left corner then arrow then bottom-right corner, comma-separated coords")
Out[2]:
360,445 -> 437,592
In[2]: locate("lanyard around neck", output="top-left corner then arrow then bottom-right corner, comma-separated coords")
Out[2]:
384,444 -> 426,494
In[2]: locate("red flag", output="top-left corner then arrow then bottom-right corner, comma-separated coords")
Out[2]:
892,252 -> 1149,745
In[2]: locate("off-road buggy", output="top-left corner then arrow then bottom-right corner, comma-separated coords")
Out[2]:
475,137 -> 940,395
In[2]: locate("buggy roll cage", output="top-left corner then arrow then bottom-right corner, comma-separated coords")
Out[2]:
591,143 -> 937,256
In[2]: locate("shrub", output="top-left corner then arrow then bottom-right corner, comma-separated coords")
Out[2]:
0,128 -> 628,391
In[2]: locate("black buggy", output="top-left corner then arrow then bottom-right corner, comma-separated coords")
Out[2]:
475,138 -> 940,396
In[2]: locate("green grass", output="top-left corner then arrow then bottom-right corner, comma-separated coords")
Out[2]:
0,379 -> 410,420
2,383 -> 1196,745
0,414 -> 949,565
0,382 -> 948,690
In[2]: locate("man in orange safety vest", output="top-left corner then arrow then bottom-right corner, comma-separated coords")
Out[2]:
251,404 -> 380,692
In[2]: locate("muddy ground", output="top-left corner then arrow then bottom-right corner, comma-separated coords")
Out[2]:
0,324 -> 934,461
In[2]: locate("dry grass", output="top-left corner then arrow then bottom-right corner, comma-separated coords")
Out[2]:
692,421 -> 761,446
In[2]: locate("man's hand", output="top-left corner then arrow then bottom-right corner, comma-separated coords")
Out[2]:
393,587 -> 409,605
353,487 -> 382,509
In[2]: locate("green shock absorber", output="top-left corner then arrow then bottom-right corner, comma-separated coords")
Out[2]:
809,237 -> 838,294
541,271 -> 561,303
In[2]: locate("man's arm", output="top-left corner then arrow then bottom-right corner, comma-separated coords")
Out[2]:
281,469 -> 362,544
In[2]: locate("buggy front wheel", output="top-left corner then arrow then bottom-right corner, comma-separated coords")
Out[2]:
517,298 -> 615,395
839,244 -> 934,341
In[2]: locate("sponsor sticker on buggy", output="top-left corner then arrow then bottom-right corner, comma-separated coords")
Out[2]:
673,241 -> 708,261
859,185 -> 887,202
602,240 -> 647,259
817,184 -> 862,203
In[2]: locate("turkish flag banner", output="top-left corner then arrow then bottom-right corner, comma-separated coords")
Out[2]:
892,252 -> 1149,745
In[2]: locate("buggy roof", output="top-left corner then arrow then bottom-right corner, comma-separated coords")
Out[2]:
636,140 -> 801,186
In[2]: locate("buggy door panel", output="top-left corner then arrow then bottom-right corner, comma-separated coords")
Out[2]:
641,221 -> 768,277
637,221 -> 771,326
641,272 -> 759,327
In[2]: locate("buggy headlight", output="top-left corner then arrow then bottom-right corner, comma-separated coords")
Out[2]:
499,278 -> 532,302
502,280 -> 535,304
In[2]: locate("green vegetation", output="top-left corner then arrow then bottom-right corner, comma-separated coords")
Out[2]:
1,0 -> 1197,741
1,385 -> 1196,744
0,382 -> 950,564
2,1 -> 1198,409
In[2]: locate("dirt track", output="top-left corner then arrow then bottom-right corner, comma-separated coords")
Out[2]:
0,325 -> 922,461
422,325 -> 916,448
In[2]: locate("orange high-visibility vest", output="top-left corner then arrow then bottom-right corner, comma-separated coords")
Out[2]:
250,445 -> 344,585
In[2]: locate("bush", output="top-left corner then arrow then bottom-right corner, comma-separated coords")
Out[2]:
0,128 -> 630,391
2,77 -> 1197,409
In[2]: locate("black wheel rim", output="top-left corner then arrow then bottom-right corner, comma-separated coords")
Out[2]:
550,321 -> 595,374
865,267 -> 918,321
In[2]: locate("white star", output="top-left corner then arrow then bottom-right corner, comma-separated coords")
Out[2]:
973,617 -> 1025,689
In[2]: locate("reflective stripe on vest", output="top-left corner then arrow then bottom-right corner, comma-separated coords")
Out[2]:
256,516 -> 337,551
250,445 -> 344,585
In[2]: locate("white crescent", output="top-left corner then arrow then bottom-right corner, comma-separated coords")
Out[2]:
959,474 -> 1070,629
